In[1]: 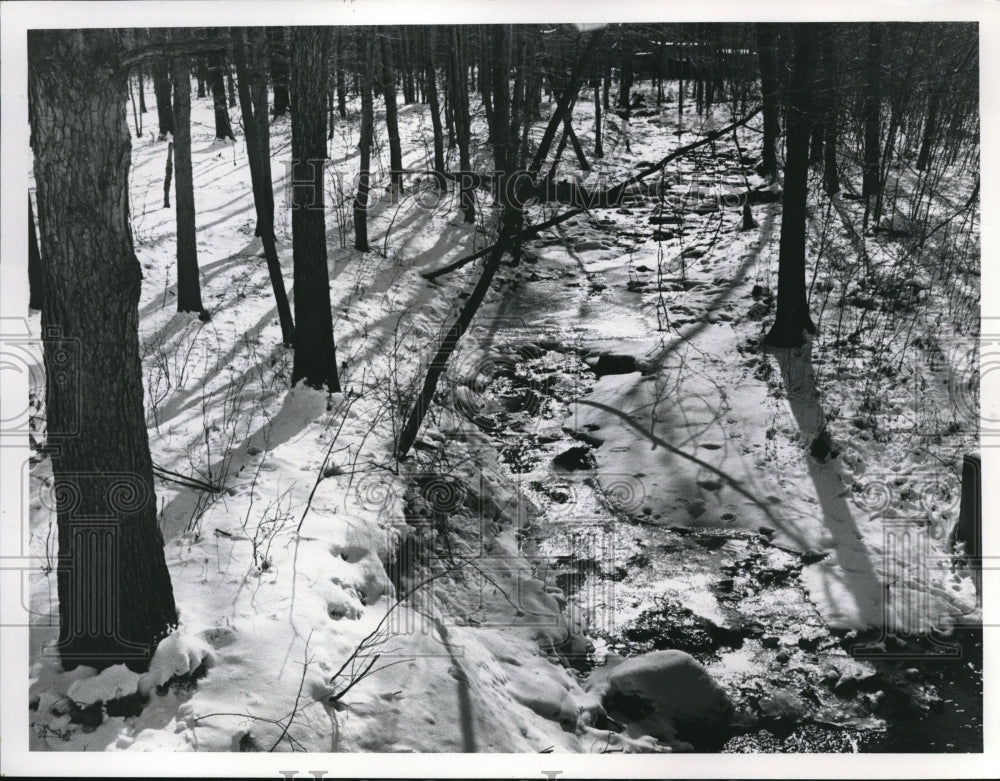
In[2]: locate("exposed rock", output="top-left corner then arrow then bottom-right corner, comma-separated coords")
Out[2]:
592,353 -> 639,377
552,445 -> 596,471
589,650 -> 734,747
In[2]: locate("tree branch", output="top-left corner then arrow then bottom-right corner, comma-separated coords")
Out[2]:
422,105 -> 762,281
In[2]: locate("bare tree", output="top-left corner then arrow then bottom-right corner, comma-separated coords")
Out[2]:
354,29 -> 375,252
289,27 -> 341,392
232,27 -> 295,345
29,28 -> 178,671
763,25 -> 818,348
170,52 -> 209,320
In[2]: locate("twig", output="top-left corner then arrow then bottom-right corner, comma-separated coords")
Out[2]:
151,462 -> 221,493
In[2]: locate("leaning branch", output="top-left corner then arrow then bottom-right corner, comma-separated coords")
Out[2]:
421,105 -> 763,281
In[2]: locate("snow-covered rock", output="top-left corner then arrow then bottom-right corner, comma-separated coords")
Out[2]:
137,629 -> 215,699
588,650 -> 734,747
67,664 -> 142,706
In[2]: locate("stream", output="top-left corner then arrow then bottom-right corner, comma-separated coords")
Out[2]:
448,290 -> 982,753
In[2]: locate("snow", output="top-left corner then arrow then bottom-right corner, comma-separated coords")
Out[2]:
21,59 -> 980,758
67,665 -> 142,707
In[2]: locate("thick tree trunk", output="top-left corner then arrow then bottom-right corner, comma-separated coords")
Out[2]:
268,27 -> 290,117
379,33 -> 404,202
354,30 -> 374,252
29,194 -> 43,311
290,27 -> 340,393
763,26 -> 817,349
28,29 -> 178,671
756,24 -> 779,180
209,52 -> 235,141
170,57 -> 208,319
232,27 -> 294,345
862,23 -> 883,198
227,71 -> 237,108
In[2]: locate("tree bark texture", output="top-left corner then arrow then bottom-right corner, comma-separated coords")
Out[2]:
28,28 -> 178,671
289,27 -> 341,392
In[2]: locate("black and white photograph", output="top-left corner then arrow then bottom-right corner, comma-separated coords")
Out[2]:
0,0 -> 995,776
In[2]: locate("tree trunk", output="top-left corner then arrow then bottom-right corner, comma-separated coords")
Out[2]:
138,67 -> 147,113
400,28 -> 416,104
489,26 -> 513,176
862,23 -> 883,198
354,30 -> 374,252
618,53 -> 633,111
209,51 -> 235,141
268,27 -> 290,117
821,33 -> 840,197
593,79 -> 604,158
756,24 -> 779,180
396,26 -> 604,458
152,56 -> 174,138
564,115 -> 590,171
336,67 -> 347,119
232,27 -> 295,345
451,27 -> 475,223
289,27 -> 340,393
162,139 -> 173,208
171,57 -> 208,319
29,194 -> 43,311
379,33 -> 404,202
763,25 -> 817,349
196,60 -> 207,99
916,91 -> 939,172
424,26 -> 446,180
226,70 -> 237,109
479,26 -> 496,142
28,29 -> 178,671
809,113 -> 824,164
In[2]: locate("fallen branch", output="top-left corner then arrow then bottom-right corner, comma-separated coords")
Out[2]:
151,462 -> 221,494
422,105 -> 762,281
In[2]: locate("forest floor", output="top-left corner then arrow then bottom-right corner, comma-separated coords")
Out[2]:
27,80 -> 981,753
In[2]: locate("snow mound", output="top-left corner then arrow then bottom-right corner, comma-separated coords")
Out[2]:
66,664 -> 142,706
137,628 -> 216,699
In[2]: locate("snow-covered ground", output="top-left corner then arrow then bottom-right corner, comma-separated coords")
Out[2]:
25,73 -> 980,754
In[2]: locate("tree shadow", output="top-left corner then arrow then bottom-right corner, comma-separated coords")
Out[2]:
431,616 -> 478,752
770,342 -> 885,629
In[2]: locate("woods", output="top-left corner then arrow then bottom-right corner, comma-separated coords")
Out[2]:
20,20 -> 981,756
